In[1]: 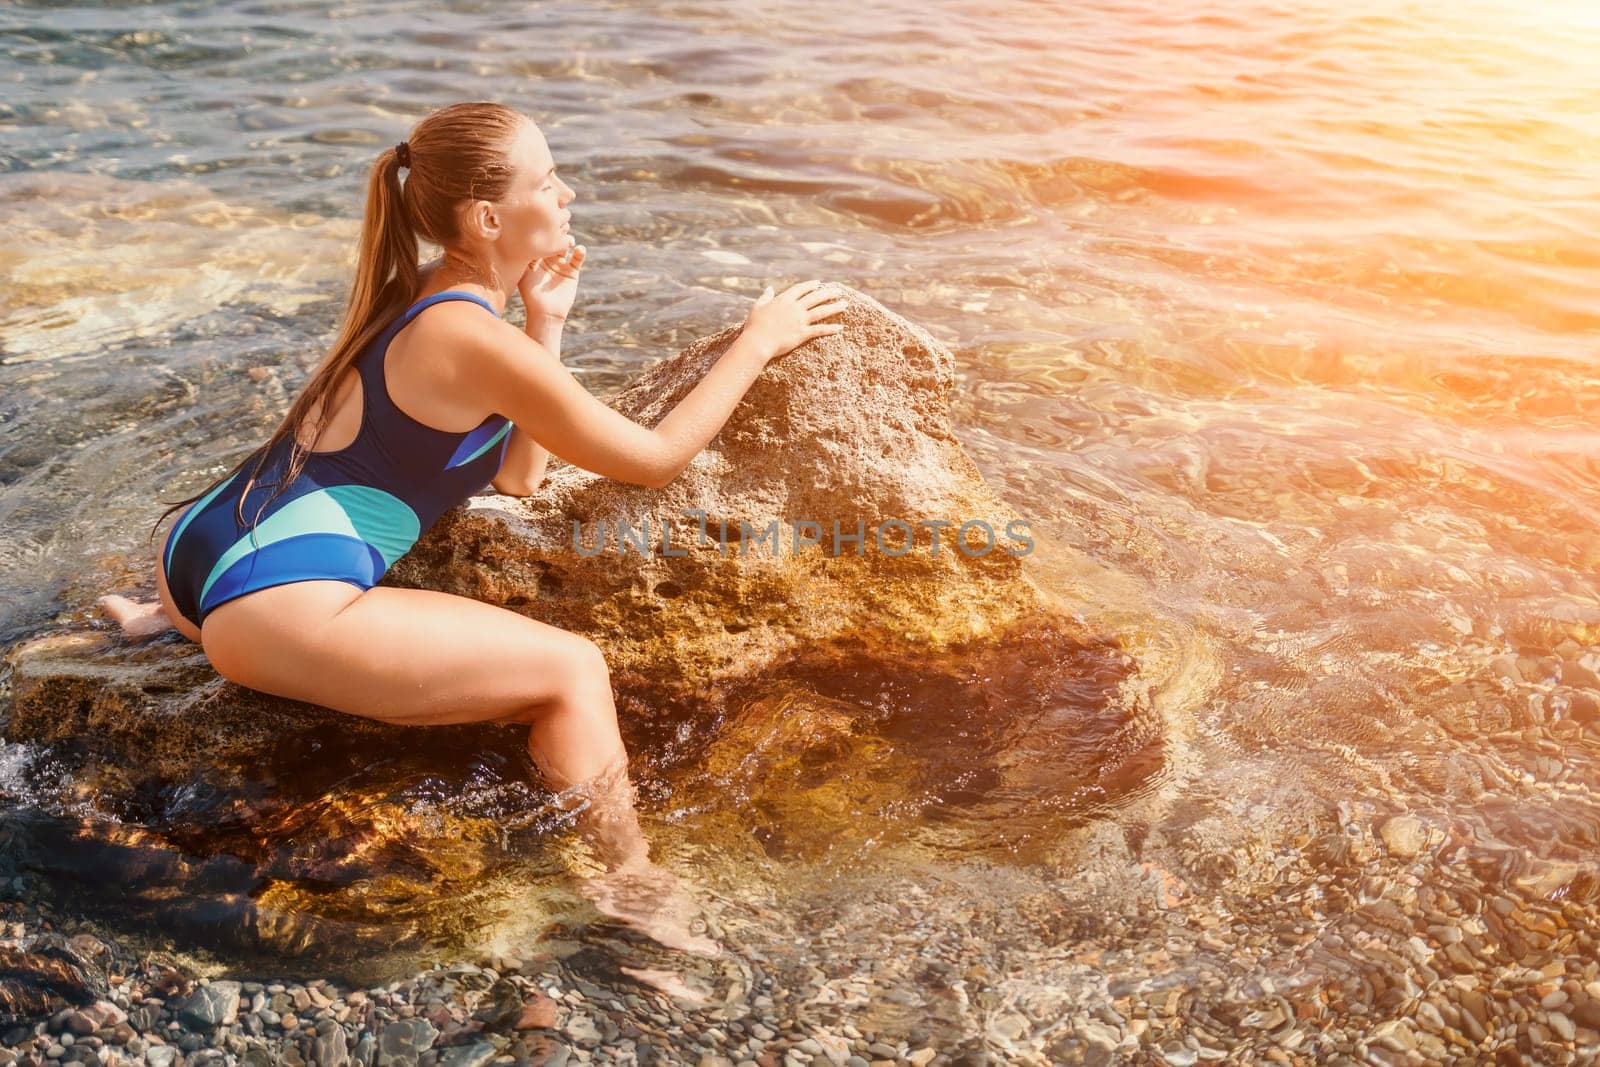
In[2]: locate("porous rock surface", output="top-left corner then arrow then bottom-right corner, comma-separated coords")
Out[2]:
386,283 -> 1061,708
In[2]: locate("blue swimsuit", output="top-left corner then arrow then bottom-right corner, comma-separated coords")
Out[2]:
162,291 -> 514,629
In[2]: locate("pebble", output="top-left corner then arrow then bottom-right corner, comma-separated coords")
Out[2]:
565,1014 -> 603,1045
379,1016 -> 439,1062
313,1019 -> 348,1065
176,981 -> 242,1029
7,731 -> 1600,1067
441,1044 -> 498,1067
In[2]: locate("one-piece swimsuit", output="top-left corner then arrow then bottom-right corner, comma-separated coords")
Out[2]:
162,290 -> 513,629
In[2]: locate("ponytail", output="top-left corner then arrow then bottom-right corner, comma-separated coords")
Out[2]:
148,102 -> 524,549
148,146 -> 417,543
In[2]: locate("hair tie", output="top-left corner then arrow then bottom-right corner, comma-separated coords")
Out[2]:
394,141 -> 411,169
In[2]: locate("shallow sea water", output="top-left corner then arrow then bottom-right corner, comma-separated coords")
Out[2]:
4,0 -> 1600,1060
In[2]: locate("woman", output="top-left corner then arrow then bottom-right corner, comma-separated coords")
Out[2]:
98,100 -> 847,958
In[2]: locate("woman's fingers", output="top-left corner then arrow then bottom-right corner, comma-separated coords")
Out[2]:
532,244 -> 586,280
801,285 -> 846,309
556,243 -> 585,268
808,299 -> 849,320
763,281 -> 850,305
782,279 -> 824,300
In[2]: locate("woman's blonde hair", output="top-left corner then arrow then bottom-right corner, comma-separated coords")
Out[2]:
149,100 -> 527,543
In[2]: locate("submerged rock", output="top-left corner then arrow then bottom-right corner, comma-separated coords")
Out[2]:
1,634 -> 519,981
0,933 -> 113,1024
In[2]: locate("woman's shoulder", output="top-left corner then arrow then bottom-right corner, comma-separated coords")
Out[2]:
389,272 -> 513,405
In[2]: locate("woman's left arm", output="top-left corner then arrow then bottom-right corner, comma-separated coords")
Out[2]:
490,313 -> 561,496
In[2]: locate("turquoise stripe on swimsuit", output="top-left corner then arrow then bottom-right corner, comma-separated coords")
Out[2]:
162,291 -> 515,628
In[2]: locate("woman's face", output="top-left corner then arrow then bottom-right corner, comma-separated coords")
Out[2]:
495,121 -> 575,261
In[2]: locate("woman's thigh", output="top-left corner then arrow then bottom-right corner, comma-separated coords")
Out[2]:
198,580 -> 605,727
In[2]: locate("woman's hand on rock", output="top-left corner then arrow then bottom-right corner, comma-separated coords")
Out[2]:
740,280 -> 848,366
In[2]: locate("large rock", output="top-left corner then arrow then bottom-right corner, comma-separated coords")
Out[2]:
0,285 -> 1128,976
387,284 -> 1062,709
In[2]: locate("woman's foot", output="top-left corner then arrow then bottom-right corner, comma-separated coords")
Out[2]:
576,858 -> 723,958
97,594 -> 174,638
546,757 -> 722,957
619,965 -> 711,1007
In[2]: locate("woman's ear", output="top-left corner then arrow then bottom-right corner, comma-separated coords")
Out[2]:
464,199 -> 500,242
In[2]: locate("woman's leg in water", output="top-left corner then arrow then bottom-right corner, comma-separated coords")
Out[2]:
197,579 -> 717,957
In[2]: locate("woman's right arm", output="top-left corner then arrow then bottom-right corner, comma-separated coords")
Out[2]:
464,280 -> 847,489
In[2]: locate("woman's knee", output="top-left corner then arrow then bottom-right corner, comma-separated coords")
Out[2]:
535,636 -> 613,709
572,636 -> 611,682
501,636 -> 611,725
552,636 -> 612,704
